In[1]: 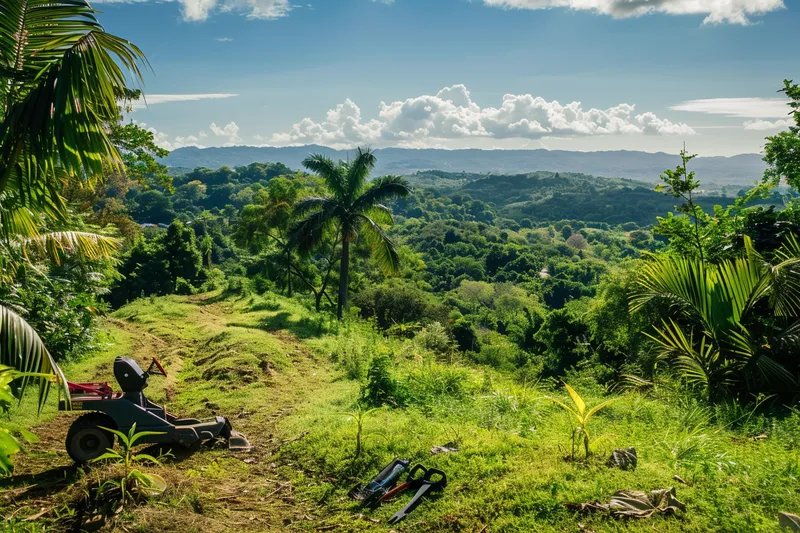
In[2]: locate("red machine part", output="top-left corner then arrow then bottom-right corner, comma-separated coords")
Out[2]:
151,357 -> 167,377
67,382 -> 113,396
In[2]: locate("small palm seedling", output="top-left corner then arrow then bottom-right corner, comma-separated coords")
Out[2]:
91,423 -> 169,508
548,383 -> 616,460
338,404 -> 384,459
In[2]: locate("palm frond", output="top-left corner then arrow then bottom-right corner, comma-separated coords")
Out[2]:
302,154 -> 346,199
351,175 -> 411,214
630,254 -> 709,322
22,231 -> 119,265
752,354 -> 796,389
645,319 -> 712,389
292,197 -> 335,218
774,233 -> 800,263
0,0 -> 147,212
766,260 -> 800,318
357,214 -> 400,275
0,201 -> 38,239
776,319 -> 800,351
344,147 -> 377,201
0,304 -> 68,412
288,208 -> 339,255
364,205 -> 394,226
716,254 -> 765,324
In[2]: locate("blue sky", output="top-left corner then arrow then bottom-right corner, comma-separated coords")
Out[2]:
97,0 -> 799,155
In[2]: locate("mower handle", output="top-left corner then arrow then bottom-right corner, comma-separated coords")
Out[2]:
147,357 -> 168,377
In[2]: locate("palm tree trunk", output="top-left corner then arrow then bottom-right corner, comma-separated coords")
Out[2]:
337,240 -> 350,320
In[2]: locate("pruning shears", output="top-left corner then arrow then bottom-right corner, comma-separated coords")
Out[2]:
386,467 -> 447,524
376,464 -> 429,504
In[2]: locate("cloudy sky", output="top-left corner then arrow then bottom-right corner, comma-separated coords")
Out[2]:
99,0 -> 799,156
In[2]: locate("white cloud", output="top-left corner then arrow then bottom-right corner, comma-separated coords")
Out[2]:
743,118 -> 793,131
483,0 -> 785,24
132,93 -> 238,108
209,121 -> 242,145
179,0 -> 290,21
92,0 -> 291,21
669,97 -> 789,118
215,37 -> 234,42
134,121 -> 206,151
138,121 -> 241,150
269,84 -> 694,148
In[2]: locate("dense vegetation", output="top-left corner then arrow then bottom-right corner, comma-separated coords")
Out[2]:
2,2 -> 800,530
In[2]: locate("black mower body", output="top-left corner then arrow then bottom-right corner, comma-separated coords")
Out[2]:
59,356 -> 243,463
62,391 -> 231,446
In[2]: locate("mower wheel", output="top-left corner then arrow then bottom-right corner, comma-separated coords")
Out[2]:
66,413 -> 116,464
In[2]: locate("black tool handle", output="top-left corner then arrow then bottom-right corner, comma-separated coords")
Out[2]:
423,468 -> 447,487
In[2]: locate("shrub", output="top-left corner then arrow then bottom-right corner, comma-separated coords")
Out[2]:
414,322 -> 454,356
251,273 -> 275,294
361,355 -> 406,407
354,280 -> 445,331
6,275 -> 108,361
451,319 -> 480,352
404,361 -> 471,406
223,276 -> 253,297
329,323 -> 384,381
174,277 -> 195,296
109,221 -> 203,306
566,233 -> 589,250
536,304 -> 591,377
199,267 -> 226,292
473,335 -> 523,371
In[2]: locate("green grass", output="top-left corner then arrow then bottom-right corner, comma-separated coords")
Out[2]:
2,291 -> 799,532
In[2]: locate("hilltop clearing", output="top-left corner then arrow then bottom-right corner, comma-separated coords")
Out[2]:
3,292 -> 799,532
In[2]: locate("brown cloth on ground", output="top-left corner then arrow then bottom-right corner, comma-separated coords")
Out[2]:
606,447 -> 637,471
780,512 -> 800,531
567,487 -> 686,519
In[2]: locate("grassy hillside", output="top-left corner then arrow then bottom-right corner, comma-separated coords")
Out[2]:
3,292 -> 799,532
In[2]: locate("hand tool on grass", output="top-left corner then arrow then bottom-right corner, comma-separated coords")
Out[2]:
387,468 -> 447,524
348,458 -> 410,503
367,464 -> 429,509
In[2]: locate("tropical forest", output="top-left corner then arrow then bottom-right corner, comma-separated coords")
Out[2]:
1,1 -> 800,532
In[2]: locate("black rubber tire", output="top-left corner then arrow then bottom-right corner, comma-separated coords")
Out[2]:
65,413 -> 116,464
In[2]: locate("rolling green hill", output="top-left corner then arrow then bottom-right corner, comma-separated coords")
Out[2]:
404,170 -> 784,227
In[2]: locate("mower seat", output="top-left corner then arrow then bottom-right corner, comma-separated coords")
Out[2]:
114,357 -> 149,392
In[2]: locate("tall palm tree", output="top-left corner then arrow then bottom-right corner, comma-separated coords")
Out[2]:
0,0 -> 143,401
630,236 -> 800,400
290,148 -> 410,319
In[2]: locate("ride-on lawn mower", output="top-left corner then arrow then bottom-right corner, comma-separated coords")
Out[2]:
59,356 -> 251,463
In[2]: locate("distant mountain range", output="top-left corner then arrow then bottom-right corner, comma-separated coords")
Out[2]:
162,145 -> 766,185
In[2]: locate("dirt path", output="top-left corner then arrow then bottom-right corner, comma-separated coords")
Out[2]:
1,295 -> 337,532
